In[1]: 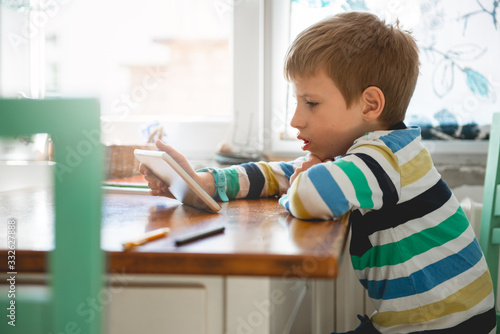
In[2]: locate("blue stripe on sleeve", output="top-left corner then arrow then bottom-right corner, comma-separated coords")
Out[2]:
307,164 -> 350,217
360,238 -> 483,300
280,162 -> 295,180
241,162 -> 265,199
279,195 -> 290,211
379,127 -> 420,153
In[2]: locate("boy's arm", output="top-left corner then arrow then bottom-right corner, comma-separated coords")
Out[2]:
140,140 -> 304,200
280,151 -> 399,220
209,158 -> 303,200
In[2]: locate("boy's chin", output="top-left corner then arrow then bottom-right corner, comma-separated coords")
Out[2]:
315,151 -> 341,162
308,151 -> 328,161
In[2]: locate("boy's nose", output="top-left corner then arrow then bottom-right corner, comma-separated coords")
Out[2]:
290,107 -> 306,129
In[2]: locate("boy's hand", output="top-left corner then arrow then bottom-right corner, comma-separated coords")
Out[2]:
290,154 -> 324,185
139,140 -> 216,198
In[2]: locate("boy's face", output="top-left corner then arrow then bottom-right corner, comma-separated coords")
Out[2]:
290,69 -> 369,161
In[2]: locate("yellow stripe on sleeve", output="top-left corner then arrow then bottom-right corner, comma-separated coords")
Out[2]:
258,162 -> 280,197
373,270 -> 494,328
400,148 -> 433,187
288,173 -> 314,219
363,144 -> 399,173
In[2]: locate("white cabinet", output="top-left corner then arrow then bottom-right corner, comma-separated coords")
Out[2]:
0,269 -> 373,334
105,274 -> 330,334
105,275 -> 224,334
108,287 -> 207,333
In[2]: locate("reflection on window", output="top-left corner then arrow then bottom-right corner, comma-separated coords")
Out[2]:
284,0 -> 500,140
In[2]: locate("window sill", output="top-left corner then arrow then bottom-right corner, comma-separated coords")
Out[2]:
100,115 -> 231,160
423,140 -> 488,166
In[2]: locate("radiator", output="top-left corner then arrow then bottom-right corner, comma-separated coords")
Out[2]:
461,198 -> 483,239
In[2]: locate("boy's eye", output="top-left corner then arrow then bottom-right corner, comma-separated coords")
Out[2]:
306,101 -> 318,107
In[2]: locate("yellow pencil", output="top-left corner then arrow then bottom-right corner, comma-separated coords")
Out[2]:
122,227 -> 171,251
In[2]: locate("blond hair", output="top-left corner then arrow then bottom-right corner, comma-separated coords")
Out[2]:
284,12 -> 420,126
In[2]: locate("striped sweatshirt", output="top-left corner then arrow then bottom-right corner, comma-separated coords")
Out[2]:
215,126 -> 496,333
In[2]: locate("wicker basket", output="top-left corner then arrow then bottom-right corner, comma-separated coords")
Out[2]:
105,144 -> 156,179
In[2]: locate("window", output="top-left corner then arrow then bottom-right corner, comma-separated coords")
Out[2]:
1,0 -> 235,159
265,0 -> 496,161
2,0 -> 231,116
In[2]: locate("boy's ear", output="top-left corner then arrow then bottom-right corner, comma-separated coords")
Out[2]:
360,86 -> 385,122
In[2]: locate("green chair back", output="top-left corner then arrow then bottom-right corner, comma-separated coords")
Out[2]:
480,112 -> 500,332
0,99 -> 103,334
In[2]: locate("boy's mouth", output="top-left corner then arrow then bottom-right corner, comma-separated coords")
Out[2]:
297,134 -> 311,151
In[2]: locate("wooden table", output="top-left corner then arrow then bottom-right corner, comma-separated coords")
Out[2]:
0,182 -> 348,278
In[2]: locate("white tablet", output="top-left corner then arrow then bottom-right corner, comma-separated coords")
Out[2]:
134,149 -> 222,213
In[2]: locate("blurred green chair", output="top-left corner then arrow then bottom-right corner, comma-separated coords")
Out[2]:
0,99 -> 104,334
479,112 -> 500,332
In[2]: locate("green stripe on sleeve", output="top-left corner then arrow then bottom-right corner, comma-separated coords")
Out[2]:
336,159 -> 374,209
223,167 -> 240,200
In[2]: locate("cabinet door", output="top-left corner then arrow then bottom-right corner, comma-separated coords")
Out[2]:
108,286 -> 206,334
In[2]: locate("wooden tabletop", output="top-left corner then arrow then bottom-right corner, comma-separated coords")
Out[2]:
0,180 -> 348,278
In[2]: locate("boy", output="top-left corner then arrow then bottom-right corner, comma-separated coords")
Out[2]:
140,12 -> 496,334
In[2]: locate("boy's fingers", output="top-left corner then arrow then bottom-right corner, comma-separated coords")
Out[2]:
155,139 -> 168,150
162,187 -> 174,198
155,140 -> 181,159
139,163 -> 150,176
149,186 -> 174,198
147,179 -> 167,189
148,182 -> 159,190
155,140 -> 195,174
143,172 -> 162,185
141,166 -> 168,187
